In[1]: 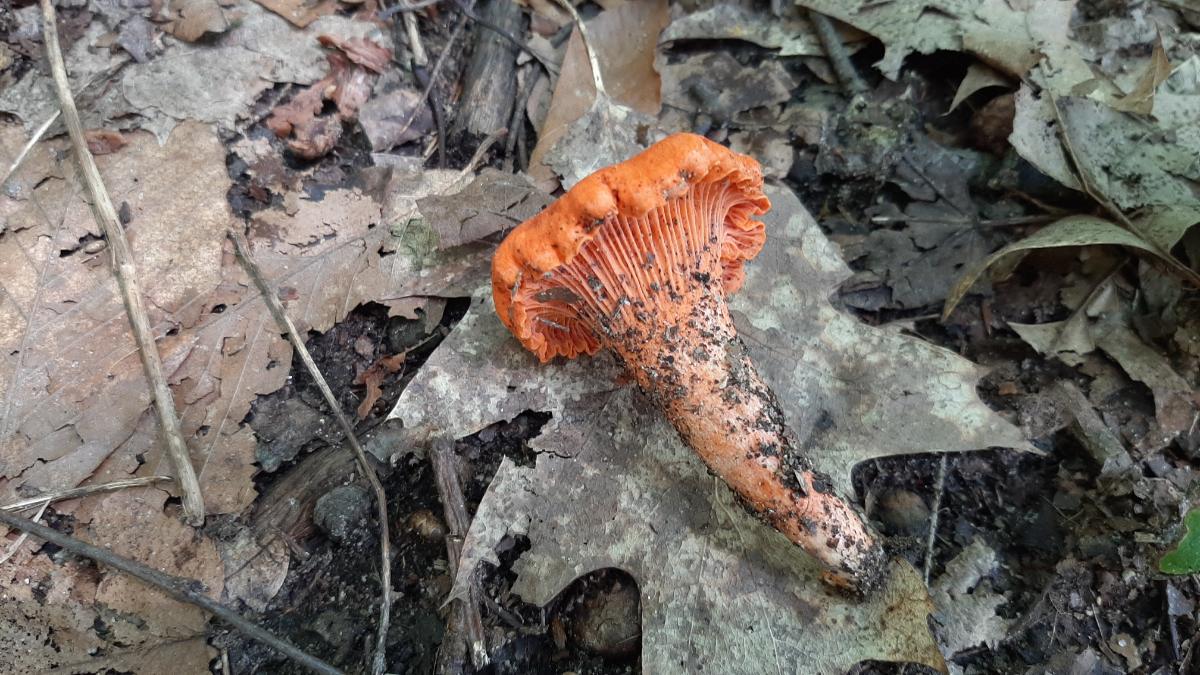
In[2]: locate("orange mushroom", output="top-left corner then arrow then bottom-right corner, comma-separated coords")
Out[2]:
492,133 -> 886,593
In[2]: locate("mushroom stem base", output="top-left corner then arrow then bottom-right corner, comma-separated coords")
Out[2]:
608,290 -> 887,595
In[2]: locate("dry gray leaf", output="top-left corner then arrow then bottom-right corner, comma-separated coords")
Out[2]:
0,3 -> 390,142
659,50 -> 796,122
931,540 -> 1010,656
456,392 -> 945,674
416,169 -> 552,250
387,187 -> 1029,670
660,1 -> 856,57
545,95 -> 657,190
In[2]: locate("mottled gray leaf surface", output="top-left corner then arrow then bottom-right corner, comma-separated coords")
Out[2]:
660,2 -> 837,57
417,170 -> 552,250
387,186 -> 1029,671
455,390 -> 945,674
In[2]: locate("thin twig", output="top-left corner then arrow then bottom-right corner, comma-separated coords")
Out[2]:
807,10 -> 867,95
0,501 -> 49,565
1,475 -> 172,512
1,111 -> 59,187
0,508 -> 342,675
40,0 -> 205,525
458,127 -> 506,179
379,0 -> 445,19
923,454 -> 949,585
227,230 -> 393,675
553,0 -> 606,96
391,14 -> 468,145
869,215 -> 1055,227
431,439 -> 489,670
403,11 -> 429,68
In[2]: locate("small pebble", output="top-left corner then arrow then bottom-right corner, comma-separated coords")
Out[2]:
873,488 -> 931,536
313,485 -> 370,542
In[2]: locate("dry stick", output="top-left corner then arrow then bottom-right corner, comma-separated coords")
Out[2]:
390,14 -> 468,144
403,10 -> 430,68
227,230 -> 393,675
807,10 -> 867,95
0,508 -> 343,675
1047,92 -> 1200,287
922,454 -> 949,585
553,0 -> 605,95
1,111 -> 59,187
0,501 -> 49,565
1,475 -> 172,512
431,440 -> 489,671
39,0 -> 205,525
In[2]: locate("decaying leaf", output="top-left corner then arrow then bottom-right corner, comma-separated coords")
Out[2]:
0,3 -> 390,142
660,0 -> 862,57
416,169 -> 552,250
388,186 -> 1029,671
659,50 -> 796,122
1109,35 -> 1172,115
253,0 -> 338,28
359,77 -> 433,152
0,122 -> 482,667
267,35 -> 392,159
949,62 -> 1012,113
931,540 -> 1011,657
354,353 -> 407,419
528,0 -> 669,187
944,216 -> 1174,319
168,0 -> 231,43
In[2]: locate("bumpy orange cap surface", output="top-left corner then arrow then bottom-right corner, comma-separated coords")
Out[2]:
492,133 -> 770,361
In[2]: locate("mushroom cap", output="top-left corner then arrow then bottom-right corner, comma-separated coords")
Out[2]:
492,133 -> 770,361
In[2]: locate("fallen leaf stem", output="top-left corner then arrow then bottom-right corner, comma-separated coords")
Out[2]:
40,0 -> 206,525
227,229 -> 393,675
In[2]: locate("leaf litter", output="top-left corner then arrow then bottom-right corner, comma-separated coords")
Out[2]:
388,187 -> 1029,672
4,0 -> 1200,671
0,113 -> 483,669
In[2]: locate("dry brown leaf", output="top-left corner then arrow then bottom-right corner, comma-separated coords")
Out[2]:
84,129 -> 129,156
253,0 -> 339,28
0,491 -> 222,674
354,352 -> 407,419
318,34 -> 391,73
528,0 -> 669,185
168,0 -> 231,42
1,123 -> 485,666
267,36 -> 391,159
1110,35 -> 1172,115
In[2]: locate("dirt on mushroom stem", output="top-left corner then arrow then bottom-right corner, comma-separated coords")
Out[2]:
521,183 -> 887,594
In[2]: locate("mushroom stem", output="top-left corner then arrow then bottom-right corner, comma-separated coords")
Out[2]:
624,299 -> 885,593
